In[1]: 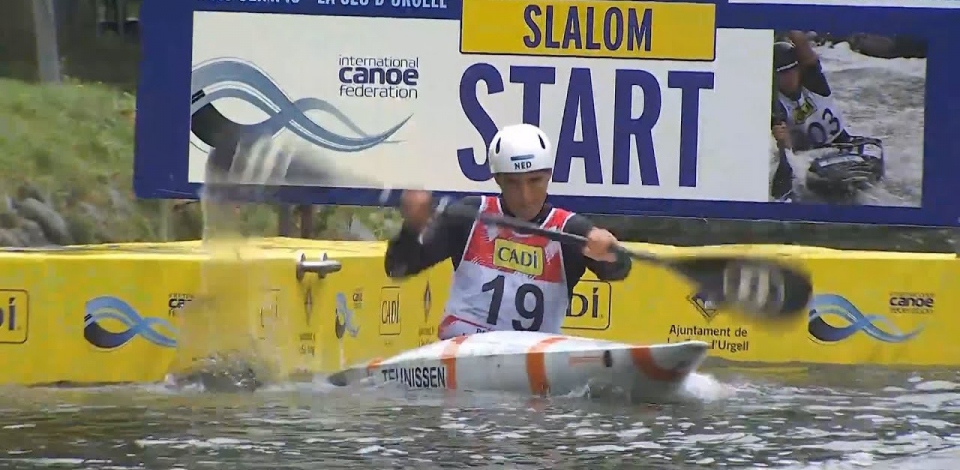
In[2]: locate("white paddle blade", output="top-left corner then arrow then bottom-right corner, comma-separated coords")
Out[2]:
721,261 -> 788,317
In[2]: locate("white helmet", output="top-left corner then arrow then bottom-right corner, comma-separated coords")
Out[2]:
487,124 -> 553,174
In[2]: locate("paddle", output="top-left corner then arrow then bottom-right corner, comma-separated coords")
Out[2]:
201,134 -> 812,321
441,204 -> 813,322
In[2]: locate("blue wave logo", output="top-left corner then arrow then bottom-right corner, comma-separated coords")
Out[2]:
807,294 -> 924,343
84,296 -> 178,349
334,292 -> 360,340
190,57 -> 409,152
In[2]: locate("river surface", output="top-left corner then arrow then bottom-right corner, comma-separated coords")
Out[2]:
1,364 -> 958,469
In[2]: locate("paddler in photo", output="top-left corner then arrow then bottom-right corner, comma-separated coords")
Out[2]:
384,123 -> 632,340
771,31 -> 886,201
772,31 -> 854,151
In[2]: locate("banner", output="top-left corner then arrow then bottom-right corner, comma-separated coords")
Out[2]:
133,0 -> 960,227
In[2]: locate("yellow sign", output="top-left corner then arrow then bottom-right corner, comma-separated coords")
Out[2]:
563,280 -> 611,331
493,239 -> 544,276
460,0 -> 716,61
380,286 -> 402,336
0,290 -> 28,344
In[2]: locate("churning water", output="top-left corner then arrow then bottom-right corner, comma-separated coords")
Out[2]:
1,365 -> 959,469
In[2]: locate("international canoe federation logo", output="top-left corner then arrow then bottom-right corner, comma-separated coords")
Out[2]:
687,291 -> 720,322
189,57 -> 410,156
807,294 -> 925,344
83,296 -> 178,350
334,292 -> 360,340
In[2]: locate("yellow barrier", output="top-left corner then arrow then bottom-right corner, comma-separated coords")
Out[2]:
571,245 -> 958,366
0,239 -> 954,386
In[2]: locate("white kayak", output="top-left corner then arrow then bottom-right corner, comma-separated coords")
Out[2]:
327,331 -> 709,402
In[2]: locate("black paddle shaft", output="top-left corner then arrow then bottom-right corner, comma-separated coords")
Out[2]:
269,145 -> 813,320
442,205 -> 813,320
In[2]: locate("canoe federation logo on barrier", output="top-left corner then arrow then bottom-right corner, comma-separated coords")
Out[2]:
189,57 -> 411,157
334,291 -> 361,340
807,293 -> 932,344
83,296 -> 179,350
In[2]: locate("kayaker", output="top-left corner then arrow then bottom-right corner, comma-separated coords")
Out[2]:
772,32 -> 855,151
384,123 -> 632,340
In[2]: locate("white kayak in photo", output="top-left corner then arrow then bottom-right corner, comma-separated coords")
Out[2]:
327,331 -> 709,402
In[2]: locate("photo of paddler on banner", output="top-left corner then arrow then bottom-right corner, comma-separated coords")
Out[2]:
768,30 -> 927,208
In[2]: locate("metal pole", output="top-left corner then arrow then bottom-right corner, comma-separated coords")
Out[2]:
298,205 -> 313,239
953,227 -> 959,258
31,0 -> 62,83
278,205 -> 292,237
160,200 -> 171,241
117,0 -> 126,37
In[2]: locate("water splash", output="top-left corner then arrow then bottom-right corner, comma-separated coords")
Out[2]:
681,372 -> 738,402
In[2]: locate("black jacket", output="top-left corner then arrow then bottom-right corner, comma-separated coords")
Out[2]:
384,196 -> 632,297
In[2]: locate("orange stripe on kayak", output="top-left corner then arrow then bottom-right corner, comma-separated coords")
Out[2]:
526,336 -> 569,396
366,358 -> 383,371
364,358 -> 384,380
441,336 -> 470,390
629,347 -> 686,382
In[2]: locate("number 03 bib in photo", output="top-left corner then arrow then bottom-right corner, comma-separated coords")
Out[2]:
443,196 -> 574,334
777,87 -> 847,147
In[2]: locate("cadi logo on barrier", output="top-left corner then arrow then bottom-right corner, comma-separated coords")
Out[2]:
0,290 -> 29,345
380,286 -> 401,336
563,280 -> 611,331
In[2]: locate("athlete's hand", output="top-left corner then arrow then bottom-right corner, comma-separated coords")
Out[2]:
787,30 -> 810,44
583,228 -> 619,262
772,123 -> 792,149
399,190 -> 433,232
